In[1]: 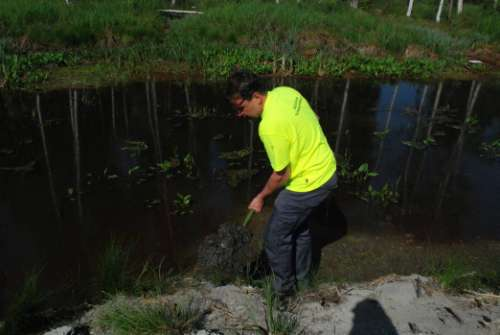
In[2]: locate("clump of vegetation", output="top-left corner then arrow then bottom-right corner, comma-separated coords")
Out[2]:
428,258 -> 500,293
133,258 -> 176,296
337,153 -> 378,188
94,239 -> 133,296
1,269 -> 49,335
262,278 -> 299,335
359,180 -> 400,208
93,295 -> 203,335
479,138 -> 500,159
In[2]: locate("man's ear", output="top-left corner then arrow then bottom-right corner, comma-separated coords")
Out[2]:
252,92 -> 265,105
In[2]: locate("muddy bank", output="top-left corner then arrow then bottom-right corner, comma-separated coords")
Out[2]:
21,61 -> 500,92
42,275 -> 500,335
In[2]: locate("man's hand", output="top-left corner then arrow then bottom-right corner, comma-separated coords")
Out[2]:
248,167 -> 289,213
248,195 -> 264,213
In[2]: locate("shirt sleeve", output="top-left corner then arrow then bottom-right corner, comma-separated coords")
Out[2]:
260,133 -> 290,172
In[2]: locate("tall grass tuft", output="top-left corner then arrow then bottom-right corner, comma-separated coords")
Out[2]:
92,295 -> 203,335
263,277 -> 299,335
94,239 -> 133,296
133,258 -> 176,296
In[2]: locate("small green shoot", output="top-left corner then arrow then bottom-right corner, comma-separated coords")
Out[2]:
173,193 -> 193,215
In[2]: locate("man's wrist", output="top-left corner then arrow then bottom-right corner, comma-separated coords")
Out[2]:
257,192 -> 267,200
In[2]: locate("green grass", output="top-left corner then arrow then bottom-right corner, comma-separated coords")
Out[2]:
427,258 -> 500,293
92,295 -> 203,335
0,0 -> 165,47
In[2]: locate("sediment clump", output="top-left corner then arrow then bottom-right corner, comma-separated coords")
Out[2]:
196,223 -> 254,278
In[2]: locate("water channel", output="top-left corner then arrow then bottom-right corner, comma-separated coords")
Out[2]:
1,78 -> 499,316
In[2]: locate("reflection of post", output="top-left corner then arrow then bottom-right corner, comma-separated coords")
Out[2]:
151,81 -> 162,162
122,86 -> 129,138
427,82 -> 443,138
435,81 -> 481,217
313,78 -> 320,112
69,89 -> 83,224
335,79 -> 350,154
184,81 -> 192,116
146,80 -> 175,260
375,84 -> 399,171
455,81 -> 481,176
111,86 -> 117,138
402,85 -> 428,214
184,81 -> 198,161
36,95 -> 62,225
414,82 -> 444,190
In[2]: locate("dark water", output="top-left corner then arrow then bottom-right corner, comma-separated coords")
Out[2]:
0,78 -> 499,315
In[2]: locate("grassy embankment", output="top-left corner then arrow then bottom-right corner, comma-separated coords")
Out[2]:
1,0 -> 500,89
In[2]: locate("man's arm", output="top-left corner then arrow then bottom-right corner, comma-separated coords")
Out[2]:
248,167 -> 289,213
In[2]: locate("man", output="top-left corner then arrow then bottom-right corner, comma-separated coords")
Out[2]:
227,70 -> 337,297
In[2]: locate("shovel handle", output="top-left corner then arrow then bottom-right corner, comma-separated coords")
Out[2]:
243,210 -> 255,227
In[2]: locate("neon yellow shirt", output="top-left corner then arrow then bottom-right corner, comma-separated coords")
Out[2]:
259,86 -> 336,192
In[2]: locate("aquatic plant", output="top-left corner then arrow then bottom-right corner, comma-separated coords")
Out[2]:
127,165 -> 140,176
121,140 -> 148,158
479,138 -> 500,159
226,169 -> 259,188
373,129 -> 390,140
359,180 -> 401,208
182,153 -> 197,179
157,161 -> 173,175
219,148 -> 252,161
173,193 -> 193,215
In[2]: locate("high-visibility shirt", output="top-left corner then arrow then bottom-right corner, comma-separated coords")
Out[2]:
259,86 -> 336,192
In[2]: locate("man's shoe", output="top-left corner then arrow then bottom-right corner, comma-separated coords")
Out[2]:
276,291 -> 294,311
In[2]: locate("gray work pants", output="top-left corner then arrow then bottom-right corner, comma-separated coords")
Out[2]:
264,173 -> 337,295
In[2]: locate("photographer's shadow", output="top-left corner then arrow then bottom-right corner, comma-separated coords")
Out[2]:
350,299 -> 399,335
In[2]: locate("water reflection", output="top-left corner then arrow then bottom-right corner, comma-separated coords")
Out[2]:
36,95 -> 62,225
69,89 -> 84,225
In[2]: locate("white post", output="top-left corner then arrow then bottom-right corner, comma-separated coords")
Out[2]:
436,0 -> 445,22
407,0 -> 415,17
495,0 -> 498,10
457,0 -> 463,15
351,0 -> 359,8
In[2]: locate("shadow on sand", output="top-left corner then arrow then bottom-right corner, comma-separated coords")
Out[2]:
350,298 -> 399,335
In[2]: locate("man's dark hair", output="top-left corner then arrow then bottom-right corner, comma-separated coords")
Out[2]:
226,69 -> 266,100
